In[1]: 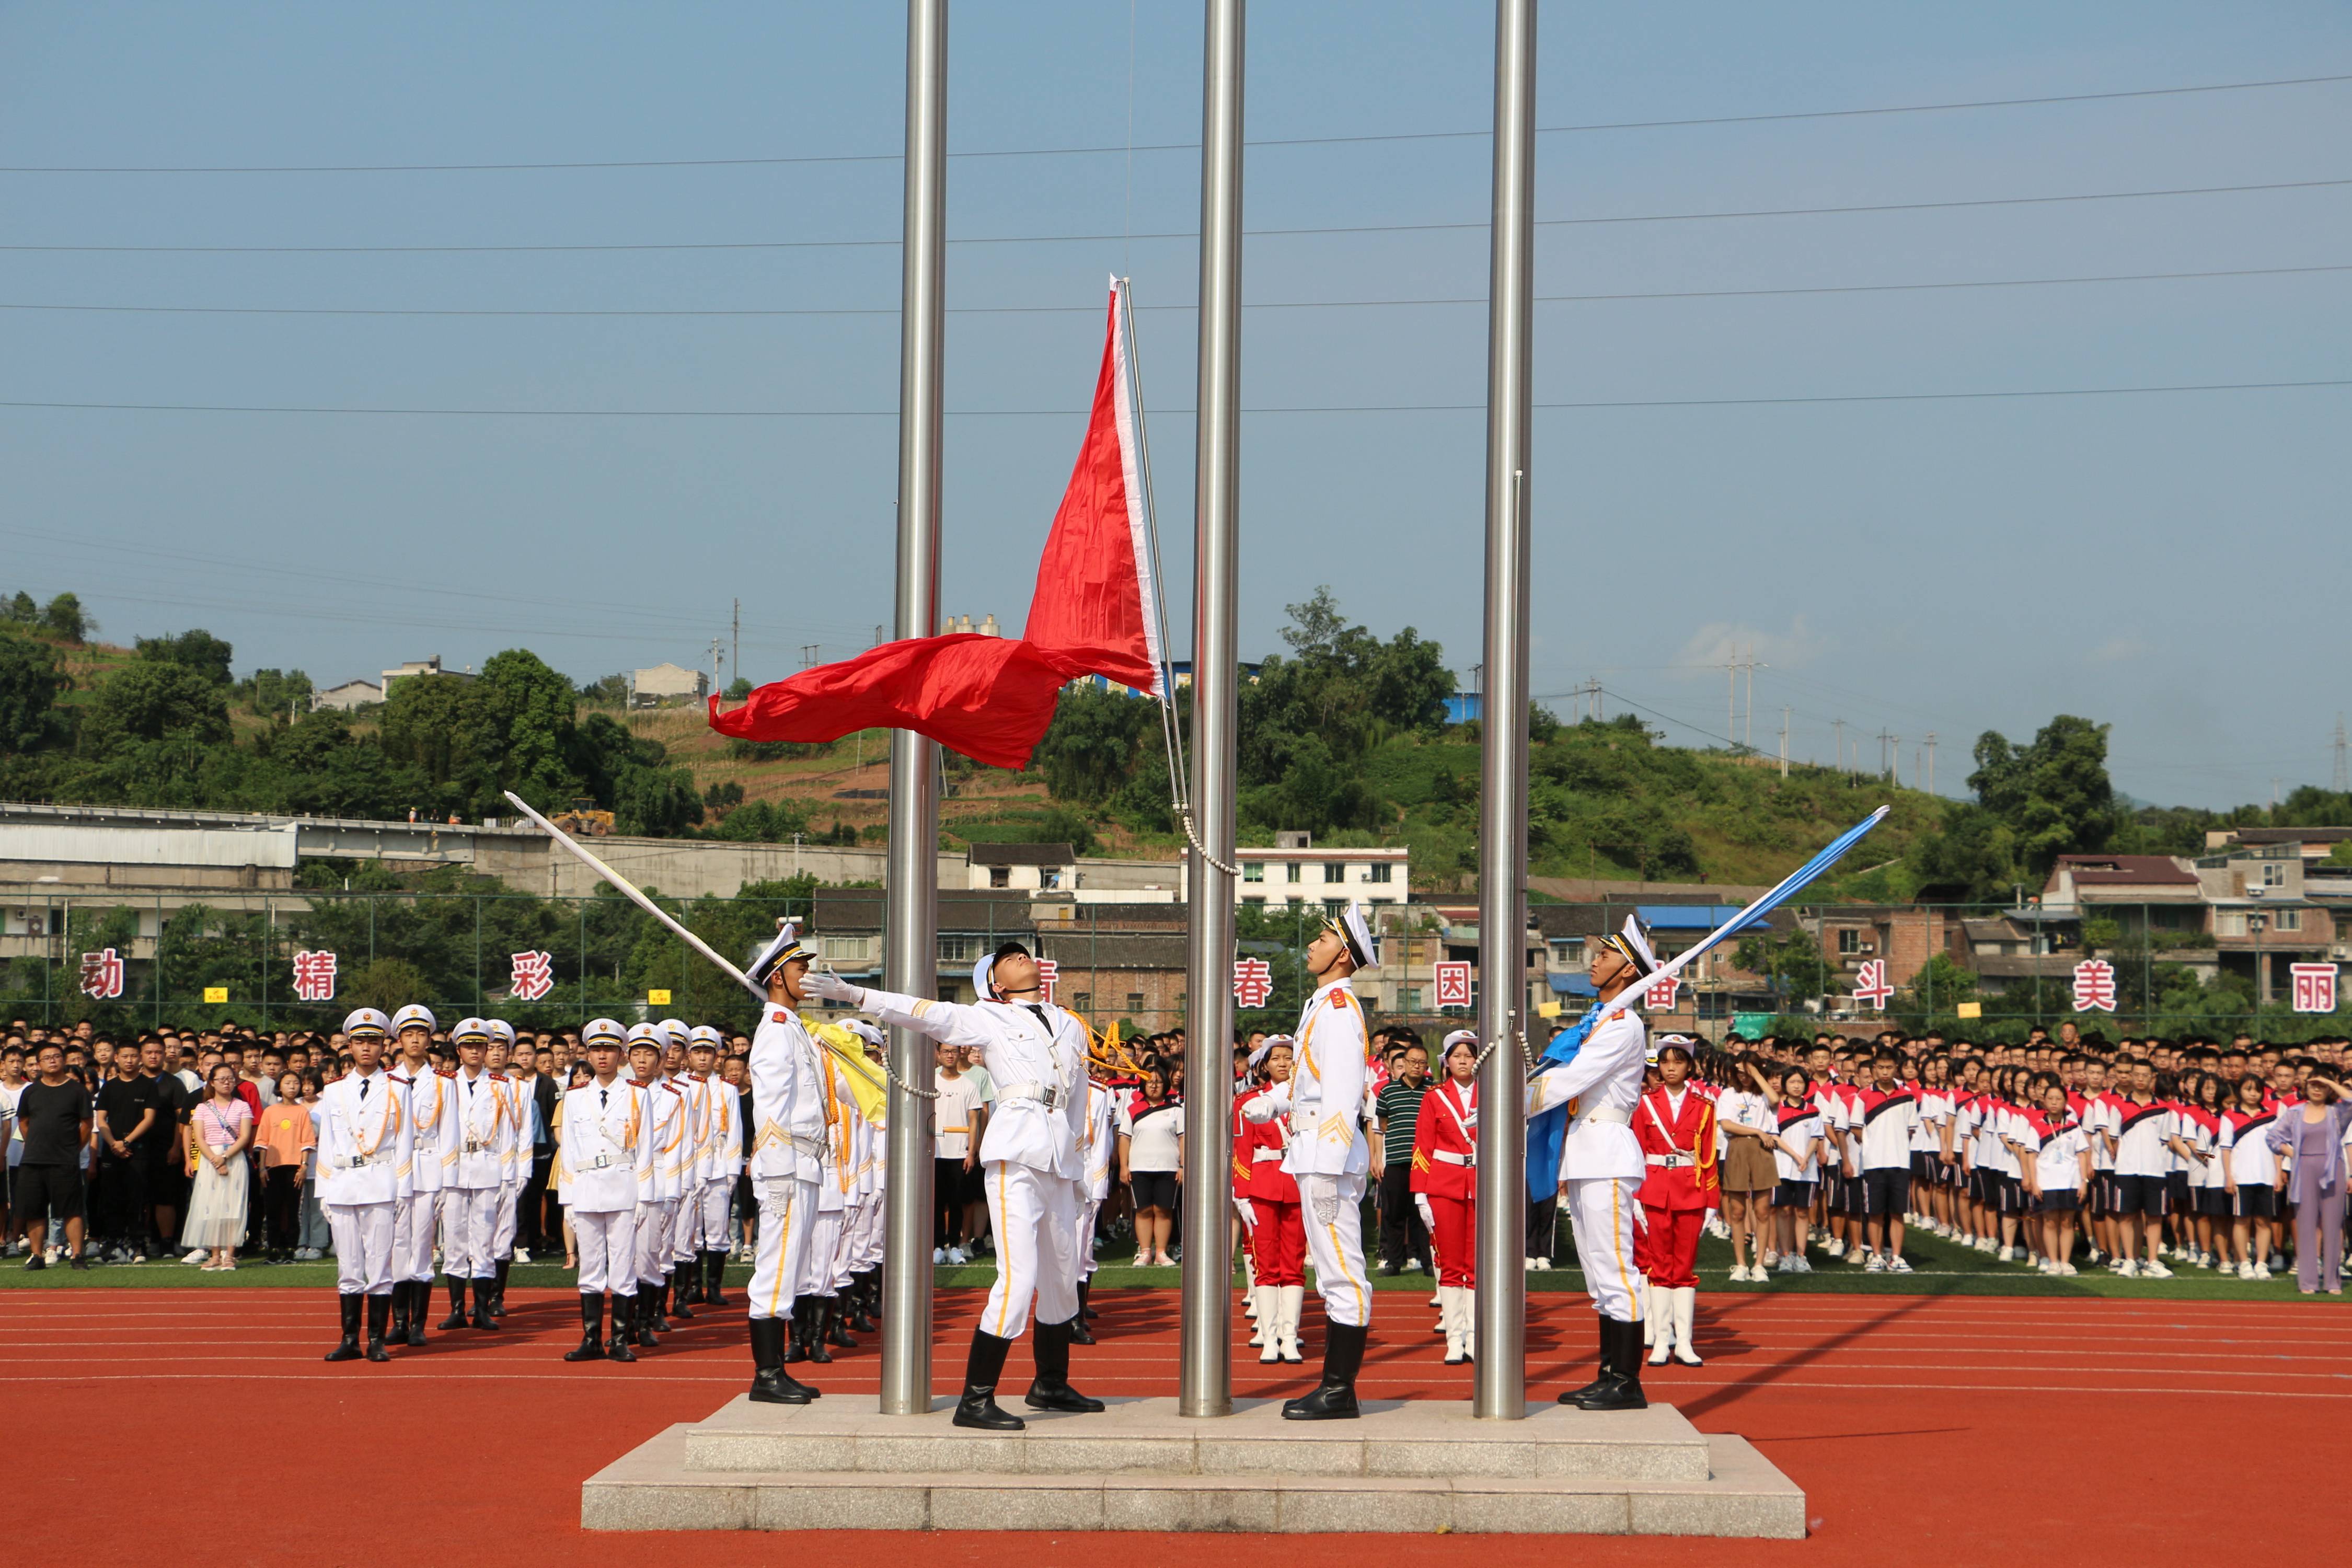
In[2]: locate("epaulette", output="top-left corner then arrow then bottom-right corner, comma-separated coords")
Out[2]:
488,1072 -> 509,1082
660,1082 -> 683,1097
434,1068 -> 457,1079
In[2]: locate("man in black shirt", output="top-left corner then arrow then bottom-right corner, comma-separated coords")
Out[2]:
135,1040 -> 188,1257
93,1058 -> 162,1262
15,1044 -> 93,1270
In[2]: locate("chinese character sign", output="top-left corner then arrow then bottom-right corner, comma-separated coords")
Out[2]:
2071,958 -> 2117,1013
1643,974 -> 1681,1011
2290,962 -> 2338,1014
290,949 -> 339,1003
1434,961 -> 1472,1009
1851,959 -> 1893,1011
1232,958 -> 1274,1009
1035,958 -> 1059,1005
509,950 -> 555,1003
79,948 -> 125,1001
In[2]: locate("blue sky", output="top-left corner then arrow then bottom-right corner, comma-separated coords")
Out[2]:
2,3 -> 2346,808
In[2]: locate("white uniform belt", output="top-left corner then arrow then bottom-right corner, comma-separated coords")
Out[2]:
1251,1146 -> 1286,1161
1432,1149 -> 1473,1168
999,1082 -> 1065,1109
1645,1152 -> 1694,1168
1575,1104 -> 1632,1126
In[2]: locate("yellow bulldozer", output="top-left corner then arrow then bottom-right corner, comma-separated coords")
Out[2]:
548,797 -> 616,837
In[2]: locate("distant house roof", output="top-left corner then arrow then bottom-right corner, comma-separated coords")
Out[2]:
970,843 -> 1078,867
1970,954 -> 2079,979
1547,973 -> 1599,997
1637,903 -> 1769,932
2055,854 -> 2196,886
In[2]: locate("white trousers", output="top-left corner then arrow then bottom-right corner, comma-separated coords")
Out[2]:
856,1195 -> 885,1266
635,1198 -> 675,1286
1299,1172 -> 1372,1329
748,1177 -> 817,1321
801,1205 -> 845,1295
1077,1198 -> 1102,1279
976,1161 -> 1081,1341
491,1179 -> 521,1259
695,1180 -> 733,1249
394,1189 -> 442,1283
327,1202 -> 396,1296
572,1207 -> 637,1297
439,1185 -> 502,1278
670,1184 -> 699,1265
1564,1175 -> 1645,1322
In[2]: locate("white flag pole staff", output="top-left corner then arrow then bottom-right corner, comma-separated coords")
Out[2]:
502,790 -> 938,1099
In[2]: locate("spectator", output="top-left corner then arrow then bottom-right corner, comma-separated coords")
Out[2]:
14,1043 -> 92,1271
185,1064 -> 256,1272
2225,1073 -> 2281,1279
1372,1040 -> 1432,1275
2265,1075 -> 2350,1295
931,1042 -> 985,1264
93,1045 -> 163,1263
1714,1055 -> 1778,1281
255,1072 -> 315,1263
1117,1067 -> 1184,1267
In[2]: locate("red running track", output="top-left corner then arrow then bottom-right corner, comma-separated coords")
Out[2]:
5,1285 -> 2347,1565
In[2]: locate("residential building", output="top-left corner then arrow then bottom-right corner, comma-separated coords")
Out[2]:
310,678 -> 383,712
381,655 -> 470,694
628,662 -> 709,707
1222,833 -> 1410,910
966,842 -> 1078,892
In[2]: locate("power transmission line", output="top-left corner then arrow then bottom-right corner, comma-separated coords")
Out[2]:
7,176 -> 2341,254
6,72 -> 2338,174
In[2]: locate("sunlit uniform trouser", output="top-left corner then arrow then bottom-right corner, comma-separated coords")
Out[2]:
748,1177 -> 817,1322
1565,1174 -> 1644,1322
800,1205 -> 844,1295
1076,1198 -> 1102,1279
635,1198 -> 675,1288
976,1161 -> 1082,1341
491,1180 -> 521,1259
572,1208 -> 636,1297
670,1184 -> 700,1266
1298,1172 -> 1371,1329
327,1202 -> 396,1297
439,1185 -> 501,1278
695,1180 -> 733,1250
394,1190 -> 442,1283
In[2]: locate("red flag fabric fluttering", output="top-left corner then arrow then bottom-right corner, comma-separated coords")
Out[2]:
710,278 -> 1163,770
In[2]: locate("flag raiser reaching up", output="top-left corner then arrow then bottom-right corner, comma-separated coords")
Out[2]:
710,278 -> 1166,771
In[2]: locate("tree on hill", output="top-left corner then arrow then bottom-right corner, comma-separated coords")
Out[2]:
0,632 -> 67,754
135,629 -> 235,688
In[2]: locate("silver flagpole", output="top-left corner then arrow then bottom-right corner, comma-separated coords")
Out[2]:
1179,0 -> 1245,1420
880,0 -> 948,1419
1473,0 -> 1537,1422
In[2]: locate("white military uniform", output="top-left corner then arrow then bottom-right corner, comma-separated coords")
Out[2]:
637,1074 -> 686,1292
439,1064 -> 514,1281
747,1005 -> 827,1322
1241,976 -> 1374,1329
1527,1008 -> 1650,1322
491,1067 -> 532,1262
558,1076 -> 651,1296
857,987 -> 1089,1339
671,1067 -> 715,1273
389,1059 -> 450,1285
691,1069 -> 738,1252
1077,1079 -> 1115,1284
314,1066 -> 411,1297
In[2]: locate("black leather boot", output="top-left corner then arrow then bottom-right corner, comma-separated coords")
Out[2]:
647,1279 -> 672,1333
1574,1317 -> 1647,1411
440,1278 -> 470,1330
365,1292 -> 393,1362
492,1258 -> 512,1319
953,1330 -> 1025,1431
1558,1312 -> 1616,1405
1282,1321 -> 1367,1421
1025,1318 -> 1105,1413
824,1294 -> 857,1347
847,1271 -> 875,1333
403,1281 -> 429,1347
389,1280 -> 412,1344
324,1293 -> 364,1362
1080,1278 -> 1099,1321
748,1315 -> 819,1405
608,1294 -> 639,1362
1068,1282 -> 1097,1345
783,1297 -> 810,1363
802,1297 -> 834,1364
471,1277 -> 498,1330
670,1271 -> 696,1320
564,1294 -> 606,1361
633,1287 -> 662,1348
674,1261 -> 701,1307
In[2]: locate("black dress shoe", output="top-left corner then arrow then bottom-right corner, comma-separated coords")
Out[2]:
325,1294 -> 364,1362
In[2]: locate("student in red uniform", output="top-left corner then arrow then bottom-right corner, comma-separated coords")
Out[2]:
2223,1073 -> 2281,1279
1242,1039 -> 1306,1364
1409,1030 -> 1478,1365
1852,1050 -> 1921,1274
1636,1040 -> 1716,1367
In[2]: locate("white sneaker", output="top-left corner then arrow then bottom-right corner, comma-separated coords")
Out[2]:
2116,1259 -> 2139,1278
2058,1262 -> 2078,1276
1792,1256 -> 1813,1273
182,1249 -> 209,1266
1863,1253 -> 1886,1273
2140,1260 -> 2174,1279
2235,1260 -> 2255,1280
948,1248 -> 970,1265
1825,1238 -> 1848,1259
513,1248 -> 531,1265
1761,1249 -> 1780,1267
932,1247 -> 945,1264
2254,1263 -> 2274,1281
1534,1257 -> 1551,1271
1888,1256 -> 1913,1274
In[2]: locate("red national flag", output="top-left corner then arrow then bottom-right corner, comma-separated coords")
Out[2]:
711,278 -> 1163,770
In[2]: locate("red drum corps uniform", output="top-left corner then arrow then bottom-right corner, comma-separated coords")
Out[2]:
1408,1077 -> 1477,1363
1634,1080 -> 1717,1366
1242,1088 -> 1306,1363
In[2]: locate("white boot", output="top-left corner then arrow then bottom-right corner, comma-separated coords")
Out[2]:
1641,1279 -> 1658,1347
1462,1286 -> 1476,1363
1249,1285 -> 1269,1351
1277,1284 -> 1305,1363
1440,1286 -> 1466,1364
1258,1285 -> 1282,1362
1243,1253 -> 1259,1313
1671,1286 -> 1703,1366
1645,1285 -> 1672,1366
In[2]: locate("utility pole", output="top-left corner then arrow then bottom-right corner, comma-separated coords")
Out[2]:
708,637 -> 724,697
2335,713 -> 2349,792
1725,656 -> 1737,754
1780,705 -> 1790,778
731,597 -> 740,689
1877,728 -> 1896,782
1925,731 -> 1938,795
801,644 -> 820,672
1834,718 -> 1845,779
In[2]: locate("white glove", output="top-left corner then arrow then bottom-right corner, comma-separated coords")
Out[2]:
1414,1193 -> 1435,1231
802,970 -> 864,1006
1239,1092 -> 1279,1125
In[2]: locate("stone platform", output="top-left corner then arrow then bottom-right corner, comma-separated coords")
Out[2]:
583,1397 -> 1805,1537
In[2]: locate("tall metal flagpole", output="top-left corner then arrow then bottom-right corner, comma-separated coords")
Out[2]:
880,0 -> 948,1418
1179,0 -> 1244,1420
1473,0 -> 1537,1422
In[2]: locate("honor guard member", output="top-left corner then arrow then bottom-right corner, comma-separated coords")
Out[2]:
786,1030 -> 856,1367
658,1019 -> 706,1315
316,1009 -> 411,1362
1634,1036 -> 1717,1368
384,1004 -> 447,1348
842,1019 -> 889,1331
1240,903 -> 1380,1420
1411,1029 -> 1481,1366
626,1025 -> 685,1341
557,1019 -> 652,1362
1525,916 -> 1657,1410
1073,1054 -> 1117,1344
437,1019 -> 513,1332
744,922 -> 828,1405
807,940 -> 1102,1432
485,1019 -> 528,1318
686,1025 -> 736,1308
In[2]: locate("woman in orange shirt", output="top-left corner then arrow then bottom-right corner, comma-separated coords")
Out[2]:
255,1073 -> 316,1263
